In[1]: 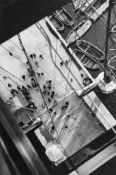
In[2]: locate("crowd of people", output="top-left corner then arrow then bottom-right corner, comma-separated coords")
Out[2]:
7,52 -> 70,130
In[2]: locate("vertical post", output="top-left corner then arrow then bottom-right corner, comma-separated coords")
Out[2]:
17,34 -> 34,72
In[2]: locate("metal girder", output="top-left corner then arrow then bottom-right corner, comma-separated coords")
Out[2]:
104,0 -> 116,82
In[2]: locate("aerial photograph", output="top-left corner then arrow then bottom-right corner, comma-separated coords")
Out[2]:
0,0 -> 116,175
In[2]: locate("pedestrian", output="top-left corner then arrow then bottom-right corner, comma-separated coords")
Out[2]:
37,72 -> 40,77
11,89 -> 18,96
22,75 -> 25,80
50,125 -> 55,134
53,100 -> 57,106
25,95 -> 31,102
41,72 -> 44,76
30,54 -> 33,59
61,101 -> 69,110
8,83 -> 12,88
65,60 -> 68,65
30,102 -> 37,109
39,54 -> 43,60
51,91 -> 55,98
61,105 -> 65,110
27,68 -> 35,77
49,108 -> 53,113
22,85 -> 27,92
26,61 -> 30,65
43,85 -> 46,89
48,85 -> 51,90
27,84 -> 31,89
64,125 -> 68,129
33,53 -> 36,58
48,98 -> 51,103
42,103 -> 45,108
31,77 -> 36,87
35,61 -> 39,67
65,101 -> 69,107
9,52 -> 13,56
70,78 -> 73,83
60,61 -> 64,66
80,73 -> 84,78
47,91 -> 50,96
43,90 -> 47,95
46,80 -> 52,84
67,114 -> 70,118
54,111 -> 57,115
17,86 -> 21,91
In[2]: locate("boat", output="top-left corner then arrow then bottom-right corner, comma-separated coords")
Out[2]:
65,20 -> 92,45
76,39 -> 104,61
85,0 -> 109,21
72,0 -> 95,12
53,8 -> 74,26
108,56 -> 116,71
49,16 -> 64,31
73,49 -> 99,70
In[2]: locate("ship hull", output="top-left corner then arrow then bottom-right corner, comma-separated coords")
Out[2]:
65,20 -> 92,45
76,39 -> 104,62
85,0 -> 109,21
50,16 -> 64,31
73,49 -> 99,70
53,9 -> 74,26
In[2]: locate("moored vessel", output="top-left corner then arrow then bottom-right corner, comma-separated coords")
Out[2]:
53,8 -> 74,26
76,39 -> 104,61
73,49 -> 99,70
65,20 -> 92,45
49,16 -> 64,31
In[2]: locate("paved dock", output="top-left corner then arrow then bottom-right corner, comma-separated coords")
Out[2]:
0,3 -> 109,165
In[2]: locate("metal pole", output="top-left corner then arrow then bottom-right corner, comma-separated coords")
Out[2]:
104,0 -> 113,83
17,34 -> 34,73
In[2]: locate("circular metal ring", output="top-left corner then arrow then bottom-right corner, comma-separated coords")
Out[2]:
83,77 -> 92,86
